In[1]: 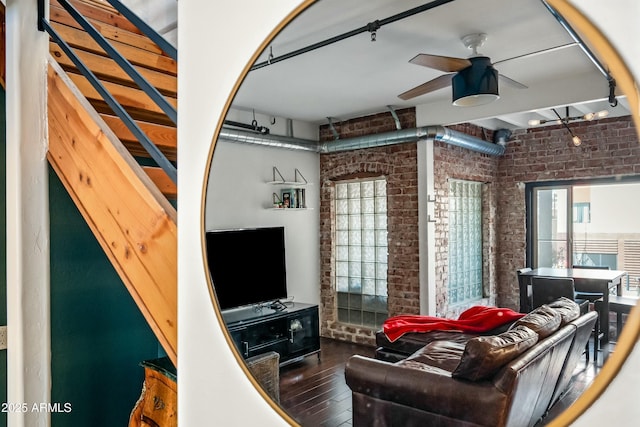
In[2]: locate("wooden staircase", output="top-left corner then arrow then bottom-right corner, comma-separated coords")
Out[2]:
46,0 -> 177,365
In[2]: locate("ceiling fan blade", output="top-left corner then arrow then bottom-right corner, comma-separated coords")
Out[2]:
409,54 -> 471,72
398,74 -> 454,100
499,74 -> 528,89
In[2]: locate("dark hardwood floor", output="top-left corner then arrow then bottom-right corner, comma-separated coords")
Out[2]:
278,338 -> 374,426
277,337 -> 609,427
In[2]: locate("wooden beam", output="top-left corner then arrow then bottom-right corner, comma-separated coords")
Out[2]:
51,22 -> 176,75
50,42 -> 176,97
47,58 -> 177,365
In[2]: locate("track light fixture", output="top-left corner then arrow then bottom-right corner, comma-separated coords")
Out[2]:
527,107 -> 609,127
527,106 -> 610,147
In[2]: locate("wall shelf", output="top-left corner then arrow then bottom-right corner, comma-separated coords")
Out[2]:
266,167 -> 311,186
268,167 -> 311,209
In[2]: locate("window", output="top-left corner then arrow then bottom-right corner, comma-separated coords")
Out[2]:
573,202 -> 591,223
335,178 -> 388,328
529,180 -> 640,296
448,180 -> 483,305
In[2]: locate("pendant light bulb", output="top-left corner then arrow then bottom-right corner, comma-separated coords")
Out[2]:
572,135 -> 582,147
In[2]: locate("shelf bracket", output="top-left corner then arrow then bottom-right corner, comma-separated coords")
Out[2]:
427,194 -> 436,203
272,192 -> 282,205
272,166 -> 286,183
427,214 -> 437,223
294,168 -> 308,185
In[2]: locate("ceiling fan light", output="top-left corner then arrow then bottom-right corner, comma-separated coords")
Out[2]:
595,110 -> 609,119
452,57 -> 499,107
528,119 -> 541,126
453,93 -> 499,107
583,112 -> 596,121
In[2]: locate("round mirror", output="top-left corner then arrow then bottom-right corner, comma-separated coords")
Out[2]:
201,1 -> 640,425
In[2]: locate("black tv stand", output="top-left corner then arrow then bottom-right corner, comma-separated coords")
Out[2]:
223,302 -> 320,366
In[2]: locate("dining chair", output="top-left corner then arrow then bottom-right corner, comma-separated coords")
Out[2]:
517,267 -> 533,313
594,295 -> 639,342
531,276 -> 588,313
572,265 -> 610,300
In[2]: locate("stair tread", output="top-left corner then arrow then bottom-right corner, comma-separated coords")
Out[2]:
51,42 -> 176,97
50,3 -> 164,55
50,22 -> 177,76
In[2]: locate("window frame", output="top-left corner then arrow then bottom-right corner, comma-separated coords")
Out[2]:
525,175 -> 640,268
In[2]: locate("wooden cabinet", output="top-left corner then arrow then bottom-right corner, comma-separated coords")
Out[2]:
129,358 -> 177,427
223,302 -> 320,366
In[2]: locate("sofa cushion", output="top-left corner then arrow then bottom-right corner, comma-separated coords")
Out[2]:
547,297 -> 581,326
451,325 -> 539,381
511,304 -> 562,338
375,330 -> 478,358
399,340 -> 466,373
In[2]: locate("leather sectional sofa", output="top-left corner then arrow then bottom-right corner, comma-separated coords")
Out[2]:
345,298 -> 597,427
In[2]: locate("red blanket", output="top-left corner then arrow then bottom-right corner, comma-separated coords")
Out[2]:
383,306 -> 526,342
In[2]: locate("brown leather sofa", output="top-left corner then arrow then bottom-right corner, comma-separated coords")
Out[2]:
345,299 -> 597,427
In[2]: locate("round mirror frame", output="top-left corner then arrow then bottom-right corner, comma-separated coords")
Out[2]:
201,1 -> 640,425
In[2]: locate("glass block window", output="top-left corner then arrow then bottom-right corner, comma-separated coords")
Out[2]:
448,179 -> 483,305
335,178 -> 388,328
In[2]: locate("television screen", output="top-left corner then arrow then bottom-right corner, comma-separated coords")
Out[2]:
205,226 -> 287,310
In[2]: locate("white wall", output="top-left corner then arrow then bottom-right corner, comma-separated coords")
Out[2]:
5,1 -> 51,426
179,1 -> 640,426
205,135 -> 321,306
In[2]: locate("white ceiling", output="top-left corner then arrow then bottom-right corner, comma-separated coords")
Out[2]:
231,0 -> 631,131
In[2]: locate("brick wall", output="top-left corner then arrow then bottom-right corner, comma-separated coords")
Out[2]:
433,124 -> 499,317
319,109 -> 418,345
496,116 -> 640,309
316,111 -> 639,344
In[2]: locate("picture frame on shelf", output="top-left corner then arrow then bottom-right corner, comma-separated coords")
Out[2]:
281,190 -> 292,208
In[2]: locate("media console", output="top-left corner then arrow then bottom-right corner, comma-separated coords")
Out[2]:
223,302 -> 320,366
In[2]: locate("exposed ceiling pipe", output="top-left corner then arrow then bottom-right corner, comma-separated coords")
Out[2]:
541,0 -> 618,107
219,125 -> 505,156
250,0 -> 456,71
219,127 -> 318,152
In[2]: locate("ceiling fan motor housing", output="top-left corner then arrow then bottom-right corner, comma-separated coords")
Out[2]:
452,56 -> 499,106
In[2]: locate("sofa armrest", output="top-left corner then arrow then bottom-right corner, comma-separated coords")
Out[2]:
345,355 -> 509,426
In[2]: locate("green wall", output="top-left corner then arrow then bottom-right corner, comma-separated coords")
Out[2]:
1,84 -> 160,426
49,158 -> 161,424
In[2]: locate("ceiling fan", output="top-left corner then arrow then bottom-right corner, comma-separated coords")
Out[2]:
398,33 -> 528,107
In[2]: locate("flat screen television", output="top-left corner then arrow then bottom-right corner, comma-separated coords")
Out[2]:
205,226 -> 287,310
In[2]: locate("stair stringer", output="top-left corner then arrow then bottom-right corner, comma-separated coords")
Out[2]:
46,56 -> 177,365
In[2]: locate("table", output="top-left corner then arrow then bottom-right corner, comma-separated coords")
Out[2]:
520,268 -> 627,344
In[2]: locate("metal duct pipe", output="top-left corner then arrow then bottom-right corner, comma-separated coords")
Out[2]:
219,127 -> 318,152
320,126 -> 505,156
219,125 -> 505,157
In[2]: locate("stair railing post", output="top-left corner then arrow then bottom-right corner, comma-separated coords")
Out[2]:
37,0 -> 45,31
